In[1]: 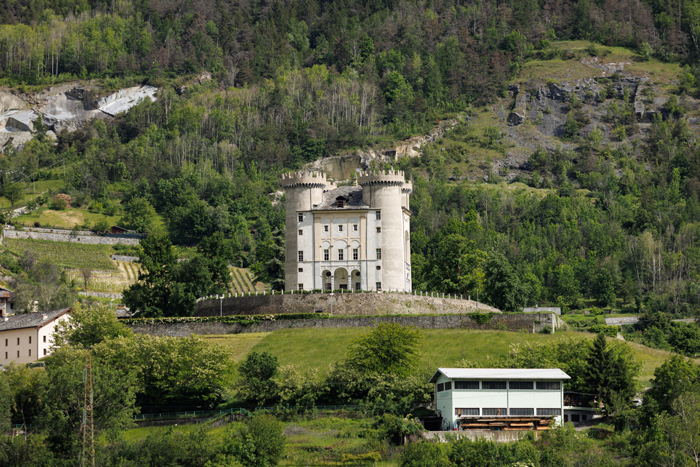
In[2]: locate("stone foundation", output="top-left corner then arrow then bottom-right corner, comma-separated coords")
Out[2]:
195,292 -> 501,317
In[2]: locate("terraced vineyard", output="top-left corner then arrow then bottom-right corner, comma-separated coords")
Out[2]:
230,267 -> 265,294
5,238 -> 117,270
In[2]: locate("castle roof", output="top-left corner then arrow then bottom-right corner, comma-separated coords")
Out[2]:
314,186 -> 368,210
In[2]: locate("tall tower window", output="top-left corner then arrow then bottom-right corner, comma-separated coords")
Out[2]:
376,282 -> 382,291
338,225 -> 343,232
298,251 -> 304,261
298,284 -> 304,291
298,213 -> 303,222
338,249 -> 344,261
375,211 -> 381,220
324,250 -> 329,261
376,227 -> 381,233
376,248 -> 382,260
353,249 -> 358,260
298,229 -> 303,235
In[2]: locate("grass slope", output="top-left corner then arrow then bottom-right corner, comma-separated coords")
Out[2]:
205,328 -> 692,387
5,238 -> 117,270
15,207 -> 121,230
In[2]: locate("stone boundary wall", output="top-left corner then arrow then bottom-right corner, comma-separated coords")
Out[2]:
425,430 -> 540,443
111,255 -> 139,262
523,307 -> 561,315
604,317 -> 639,325
78,291 -> 123,299
194,292 -> 501,317
4,229 -> 140,245
5,225 -> 96,236
129,313 -> 561,337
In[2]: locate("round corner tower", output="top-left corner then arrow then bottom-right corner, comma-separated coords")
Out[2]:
281,171 -> 327,291
358,169 -> 412,292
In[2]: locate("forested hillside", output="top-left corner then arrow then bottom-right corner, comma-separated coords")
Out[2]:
0,0 -> 699,324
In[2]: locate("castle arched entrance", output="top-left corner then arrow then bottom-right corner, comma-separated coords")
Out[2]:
350,269 -> 361,291
334,268 -> 349,290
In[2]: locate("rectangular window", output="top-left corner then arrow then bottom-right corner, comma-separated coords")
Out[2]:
324,250 -> 329,261
43,349 -> 47,356
16,351 -> 19,358
355,282 -> 361,291
353,249 -> 358,260
376,282 -> 382,291
28,349 -> 31,357
298,251 -> 304,262
298,284 -> 304,291
376,211 -> 381,220
29,336 -> 31,344
376,227 -> 381,233
4,339 -> 6,346
444,382 -> 452,390
43,336 -> 46,343
509,381 -> 534,390
481,381 -> 507,390
437,383 -> 444,392
4,352 -> 6,359
455,408 -> 480,416
536,382 -> 561,390
338,225 -> 343,232
337,199 -> 345,208
338,250 -> 344,261
510,408 -> 534,416
455,381 -> 480,390
353,224 -> 358,231
537,408 -> 562,416
298,213 -> 303,222
324,225 -> 329,232
298,229 -> 303,235
17,338 -> 19,345
298,268 -> 303,272
376,249 -> 382,260
482,408 -> 507,416
325,283 -> 332,291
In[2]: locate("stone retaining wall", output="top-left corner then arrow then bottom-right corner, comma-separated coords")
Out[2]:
195,292 -> 501,317
5,225 -> 95,236
4,229 -> 140,245
425,430 -> 540,443
111,255 -> 139,262
78,291 -> 123,299
604,317 -> 639,325
129,313 -> 561,337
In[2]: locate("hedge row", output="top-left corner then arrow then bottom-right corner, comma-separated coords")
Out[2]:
122,313 -> 331,326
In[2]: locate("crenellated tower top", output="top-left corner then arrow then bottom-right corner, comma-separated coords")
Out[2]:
357,168 -> 407,186
280,170 -> 329,189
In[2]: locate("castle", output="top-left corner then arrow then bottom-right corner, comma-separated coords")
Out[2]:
281,170 -> 413,292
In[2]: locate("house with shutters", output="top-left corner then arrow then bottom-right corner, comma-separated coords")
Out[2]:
0,308 -> 72,365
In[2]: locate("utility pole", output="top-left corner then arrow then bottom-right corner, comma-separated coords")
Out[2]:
82,350 -> 95,467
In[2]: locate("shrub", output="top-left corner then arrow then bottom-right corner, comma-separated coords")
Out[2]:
51,193 -> 72,210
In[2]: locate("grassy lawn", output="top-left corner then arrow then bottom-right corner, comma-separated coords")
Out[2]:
206,328 -> 691,388
14,207 -> 121,230
4,238 -> 117,270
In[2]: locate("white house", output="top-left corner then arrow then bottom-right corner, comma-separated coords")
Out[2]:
0,308 -> 72,365
429,368 -> 570,431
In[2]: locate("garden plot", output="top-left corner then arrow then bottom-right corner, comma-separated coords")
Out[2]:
64,268 -> 131,293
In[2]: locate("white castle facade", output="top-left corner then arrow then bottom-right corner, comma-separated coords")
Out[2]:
281,170 -> 413,292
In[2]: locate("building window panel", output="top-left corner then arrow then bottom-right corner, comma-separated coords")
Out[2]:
376,227 -> 381,233
17,338 -> 19,345
537,408 -> 562,416
43,349 -> 47,356
444,382 -> 452,390
29,336 -> 31,344
338,225 -> 343,232
455,381 -> 479,390
338,250 -> 344,261
324,225 -> 329,232
298,268 -> 303,272
4,339 -> 6,346
509,381 -> 534,390
324,250 -> 329,261
536,382 -> 561,390
298,284 -> 304,291
298,229 -> 303,235
510,408 -> 535,416
28,349 -> 31,357
376,211 -> 381,220
376,282 -> 382,291
353,249 -> 358,260
43,336 -> 46,343
376,249 -> 382,260
455,408 -> 479,416
482,408 -> 507,416
16,351 -> 19,358
437,383 -> 445,392
481,381 -> 507,390
4,352 -> 6,359
298,251 -> 304,262
353,224 -> 358,231
298,214 -> 303,222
